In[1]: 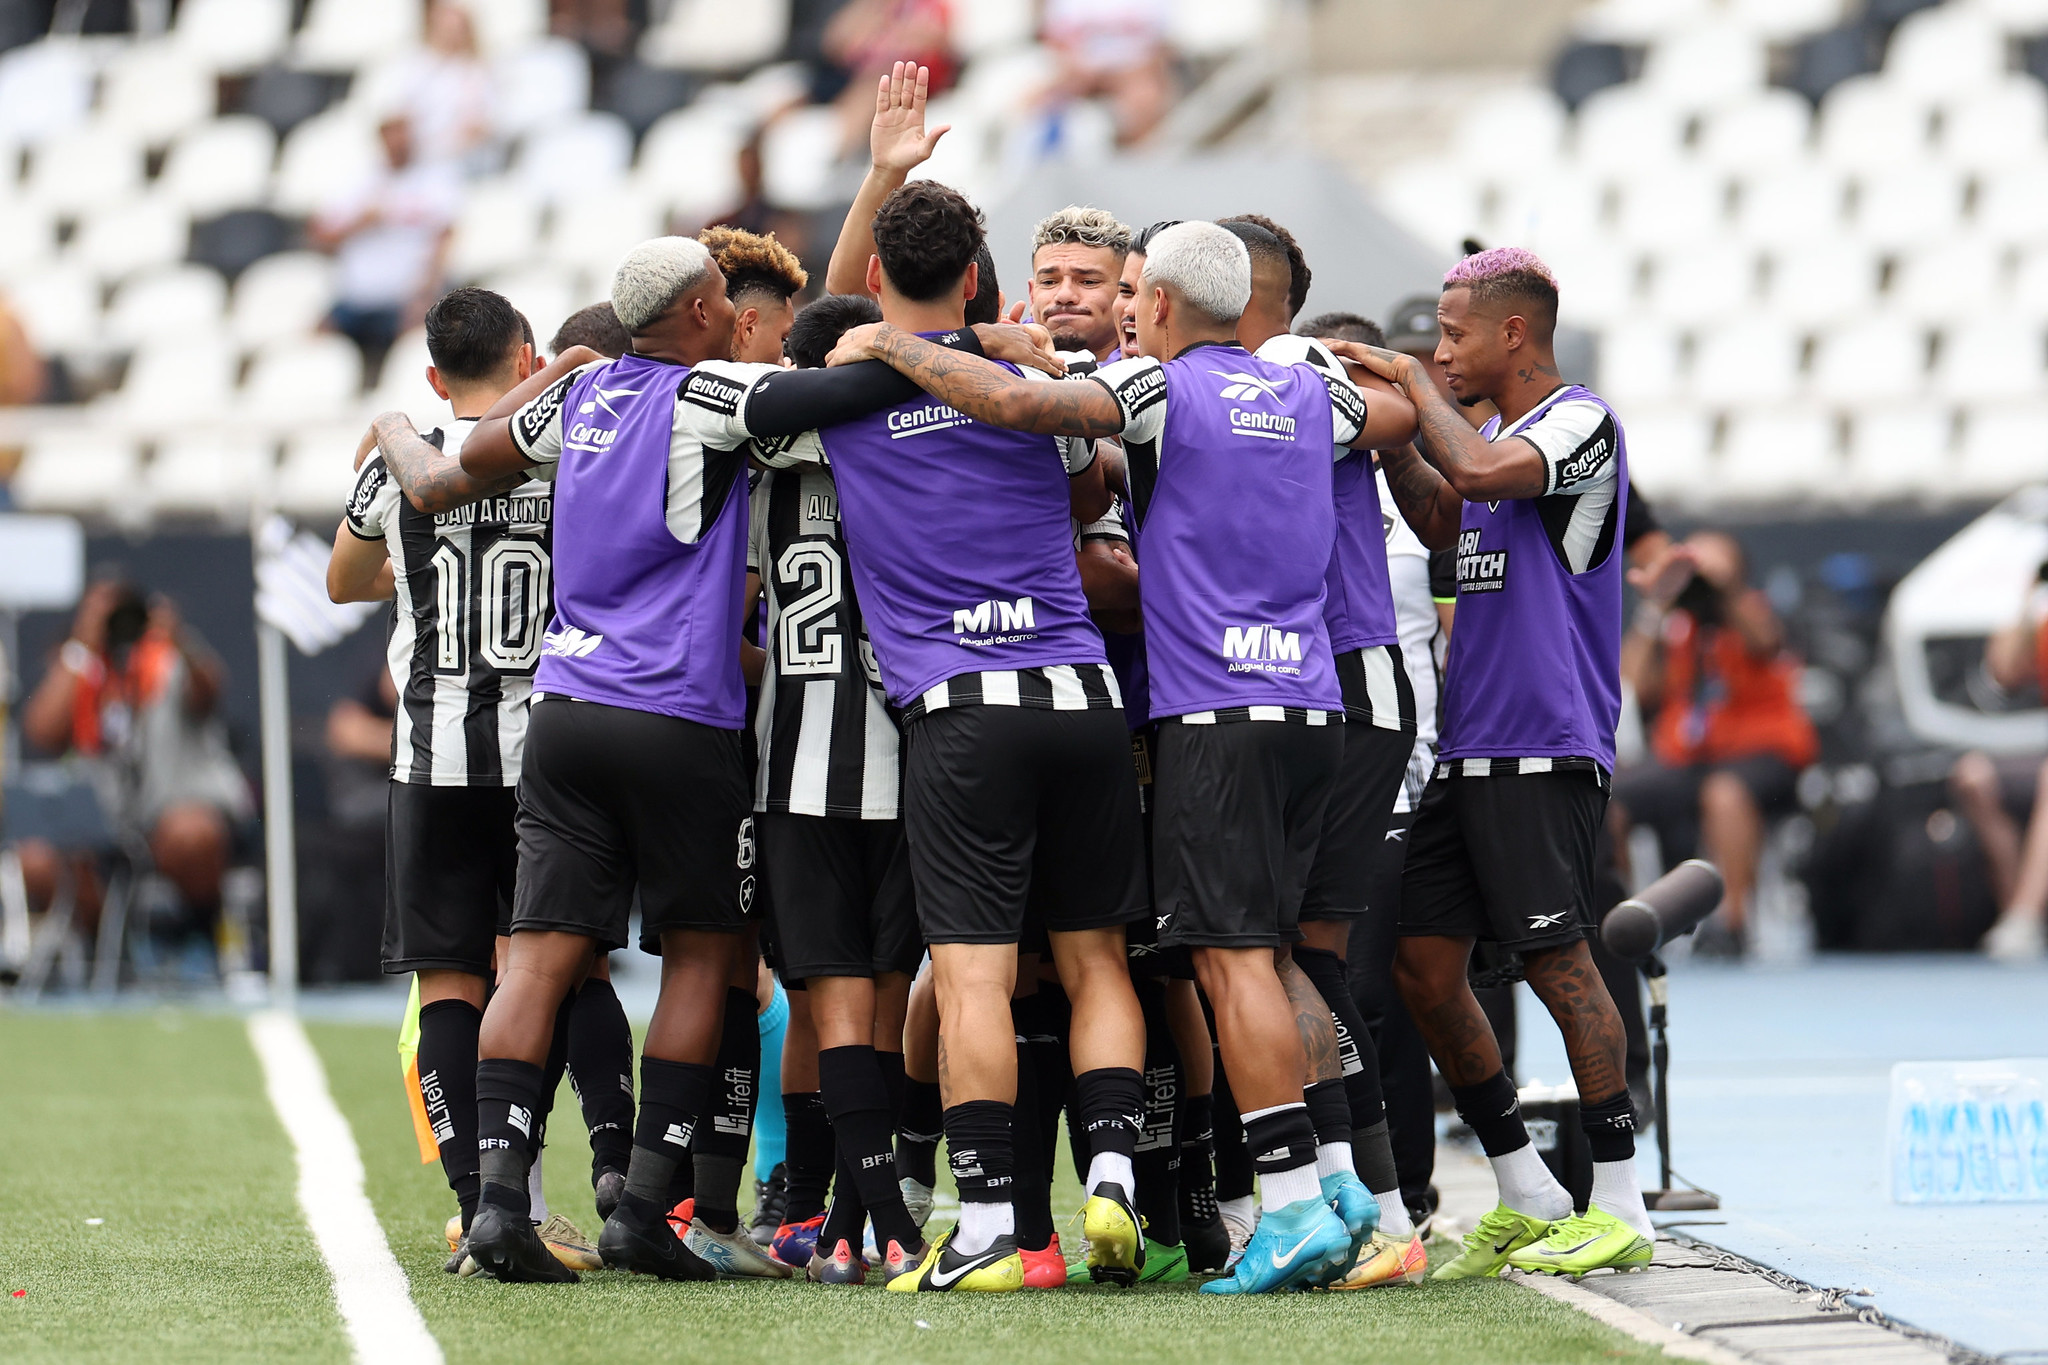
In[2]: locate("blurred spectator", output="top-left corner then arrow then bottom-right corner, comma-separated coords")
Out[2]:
324,666 -> 397,831
308,115 -> 461,378
1947,582 -> 2048,961
1041,0 -> 1174,146
551,0 -> 640,58
822,0 -> 955,144
0,291 -> 44,503
1613,531 -> 1819,956
360,0 -> 495,173
17,576 -> 252,938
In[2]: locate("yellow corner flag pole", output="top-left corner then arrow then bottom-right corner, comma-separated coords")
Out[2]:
398,973 -> 439,1164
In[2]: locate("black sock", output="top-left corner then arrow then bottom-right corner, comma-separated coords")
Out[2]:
944,1099 -> 1015,1209
1448,1070 -> 1530,1158
416,999 -> 482,1230
818,1044 -> 921,1251
624,1056 -> 714,1208
1074,1065 -> 1144,1172
783,1092 -> 833,1223
1178,1089 -> 1218,1224
877,1049 -> 906,1124
476,1056 -> 546,1218
1294,946 -> 1386,1133
1211,1056 -> 1255,1202
692,987 -> 759,1234
1010,1034 -> 1054,1251
1243,1103 -> 1318,1182
567,979 -> 635,1181
819,1147 -> 868,1252
1578,1088 -> 1636,1163
1305,1078 -> 1352,1151
1132,980 -> 1181,1244
898,1077 -> 943,1188
1354,1118 -> 1401,1196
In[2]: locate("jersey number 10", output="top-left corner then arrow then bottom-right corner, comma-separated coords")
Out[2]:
429,536 -> 552,676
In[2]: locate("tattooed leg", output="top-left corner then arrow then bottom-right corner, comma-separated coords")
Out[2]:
1275,951 -> 1344,1085
1191,946 -> 1304,1113
1521,940 -> 1628,1105
1392,934 -> 1505,1088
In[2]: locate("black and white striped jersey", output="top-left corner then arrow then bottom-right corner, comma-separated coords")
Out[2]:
344,418 -> 553,786
747,465 -> 900,819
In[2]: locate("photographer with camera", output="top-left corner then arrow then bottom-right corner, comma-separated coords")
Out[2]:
1611,532 -> 1817,959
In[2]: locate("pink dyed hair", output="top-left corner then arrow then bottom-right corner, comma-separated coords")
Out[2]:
1443,247 -> 1556,290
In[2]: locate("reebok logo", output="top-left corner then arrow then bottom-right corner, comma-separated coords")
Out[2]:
1210,369 -> 1290,403
1385,828 -> 1406,841
581,384 -> 642,419
1527,911 -> 1567,929
543,625 -> 604,658
952,596 -> 1036,644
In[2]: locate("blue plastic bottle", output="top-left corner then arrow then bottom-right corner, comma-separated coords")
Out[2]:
1993,1103 -> 2025,1197
1936,1103 -> 1966,1198
1901,1102 -> 1935,1201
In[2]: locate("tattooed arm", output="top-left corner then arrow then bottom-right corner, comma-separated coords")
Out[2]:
828,323 -> 1127,438
1379,442 -> 1463,551
370,412 -> 528,515
1325,341 -> 1546,501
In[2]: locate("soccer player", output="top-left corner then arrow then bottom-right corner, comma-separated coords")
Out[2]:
549,301 -> 630,358
1027,206 -> 1129,363
824,60 -> 952,299
1225,221 -> 1427,1287
757,183 -> 1151,1294
326,287 -> 604,1272
827,220 -> 1418,1294
1330,247 -> 1655,1279
702,225 -> 805,365
447,236 -> 1054,1283
744,292 -> 929,1284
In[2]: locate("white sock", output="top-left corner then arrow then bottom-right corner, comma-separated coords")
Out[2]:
1314,1141 -> 1355,1181
1490,1142 -> 1571,1221
1259,1162 -> 1323,1213
1086,1151 -> 1135,1194
1219,1194 -> 1257,1232
951,1200 -> 1014,1255
1373,1189 -> 1413,1238
1590,1156 -> 1654,1238
527,1154 -> 548,1225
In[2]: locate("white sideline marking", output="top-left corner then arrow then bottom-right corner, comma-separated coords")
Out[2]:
1508,1269 -> 1751,1365
248,1009 -> 444,1365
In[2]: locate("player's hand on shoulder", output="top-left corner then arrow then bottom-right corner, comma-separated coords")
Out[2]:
1325,339 -> 1418,390
824,321 -> 888,367
975,322 -> 1064,377
355,415 -> 411,469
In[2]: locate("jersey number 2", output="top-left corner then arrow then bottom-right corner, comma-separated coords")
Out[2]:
775,541 -> 844,676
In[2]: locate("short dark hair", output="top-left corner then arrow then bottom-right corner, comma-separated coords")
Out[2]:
1219,213 -> 1311,319
964,242 -> 999,326
872,180 -> 986,303
699,225 -> 808,308
1130,219 -> 1182,256
424,286 -> 529,381
549,302 -> 630,358
1295,311 -> 1384,347
785,294 -> 883,370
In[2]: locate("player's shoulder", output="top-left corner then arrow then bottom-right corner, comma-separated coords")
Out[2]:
1093,352 -> 1166,408
680,358 -> 779,417
1253,333 -> 1340,372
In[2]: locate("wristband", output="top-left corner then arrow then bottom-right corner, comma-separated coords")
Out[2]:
60,639 -> 103,683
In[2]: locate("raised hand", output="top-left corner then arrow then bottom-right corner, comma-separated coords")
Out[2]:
871,60 -> 950,173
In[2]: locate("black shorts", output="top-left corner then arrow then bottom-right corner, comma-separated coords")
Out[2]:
1610,754 -> 1800,865
758,811 -> 921,982
1122,728 -> 1195,979
902,704 -> 1146,945
512,697 -> 749,955
1300,720 -> 1412,921
382,782 -> 517,976
1154,718 -> 1344,950
1398,769 -> 1607,954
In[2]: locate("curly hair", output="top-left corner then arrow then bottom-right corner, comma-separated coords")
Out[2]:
698,225 -> 809,307
1032,205 -> 1131,260
872,180 -> 985,303
1443,247 -> 1558,336
1218,213 -> 1312,320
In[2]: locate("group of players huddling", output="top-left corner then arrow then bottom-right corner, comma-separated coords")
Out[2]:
326,61 -> 1655,1296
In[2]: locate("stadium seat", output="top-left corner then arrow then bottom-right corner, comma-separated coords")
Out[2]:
171,0 -> 292,73
1808,317 -> 1930,404
515,112 -> 633,206
1639,24 -> 1768,106
447,176 -> 545,281
1719,409 -> 1839,501
1732,163 -> 1848,250
1644,242 -> 1758,328
104,266 -> 229,350
546,186 -> 666,283
1817,77 -> 1934,172
105,341 -> 238,427
641,0 -> 791,72
24,124 -> 145,216
0,40 -> 93,152
1973,0 -> 2048,27
1375,161 -> 1483,257
1450,87 -> 1568,174
159,116 -> 278,217
1721,0 -> 1850,41
1501,168 -> 1611,259
145,436 -> 277,517
11,434 -> 142,515
1844,403 -> 1956,499
240,64 -> 349,137
96,45 -> 217,144
69,194 -> 189,284
1545,245 -> 1640,328
368,326 -> 433,414
1168,0 -> 1276,59
471,0 -> 548,58
491,37 -> 591,142
760,105 -> 848,213
1618,407 -> 1715,491
2012,247 -> 2048,312
1572,85 -> 1688,175
1613,167 -> 1730,251
1693,318 -> 1804,405
1850,164 -> 1966,251
7,263 -> 102,354
278,424 -> 380,517
239,336 -> 364,425
949,0 -> 1037,60
480,269 -> 579,361
1890,237 -> 2006,323
1956,404 -> 2048,498
1976,162 -> 2048,245
1597,321 -> 1686,407
1695,89 -> 1813,173
1884,7 -> 2007,100
230,251 -> 337,348
1932,316 -> 2048,404
273,111 -> 383,216
296,0 -> 423,70
1763,242 -> 1880,326
1575,0 -> 1714,42
1939,78 -> 2048,172
0,201 -> 58,283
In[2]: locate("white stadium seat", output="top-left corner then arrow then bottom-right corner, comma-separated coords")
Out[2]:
1932,316 -> 2048,404
1576,0 -> 1714,42
1763,243 -> 1879,326
1450,87 -> 1568,174
1809,317 -> 1930,404
1545,246 -> 1639,328
1884,7 -> 2007,100
639,107 -> 748,224
2011,247 -> 2048,313
1639,25 -> 1767,106
1573,85 -> 1689,175
296,0 -> 422,69
1695,90 -> 1812,173
480,269 -> 579,361
471,0 -> 549,59
1817,78 -> 1933,172
25,124 -> 145,215
239,335 -> 364,425
1732,163 -> 1847,250
172,0 -> 292,73
1644,242 -> 1758,328
1890,237 -> 2006,323
1501,168 -> 1611,259
546,186 -> 667,283
106,340 -> 238,427
278,425 -> 381,518
273,111 -> 383,216
0,40 -> 94,152
1940,78 -> 2048,173
69,194 -> 189,284
159,115 -> 277,217
7,263 -> 102,353
949,0 -> 1038,60
1976,164 -> 2048,246
1618,407 -> 1715,491
368,326 -> 437,418
1957,405 -> 2048,498
1845,404 -> 1956,499
0,201 -> 59,283
1969,0 -> 2048,27
515,112 -> 633,206
1374,161 -> 1483,258
1591,321 -> 1685,407
230,252 -> 338,349
447,176 -> 545,281
1720,410 -> 1839,500
97,45 -> 216,144
145,436 -> 276,517
1693,318 -> 1804,405
12,434 -> 142,514
1613,168 -> 1730,251
1167,0 -> 1276,59
1850,164 -> 1966,251
760,105 -> 848,213
641,0 -> 792,71
491,38 -> 591,141
1721,0 -> 1847,41
104,265 -> 228,349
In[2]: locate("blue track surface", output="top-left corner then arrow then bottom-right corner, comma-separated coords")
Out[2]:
1515,955 -> 2048,1357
